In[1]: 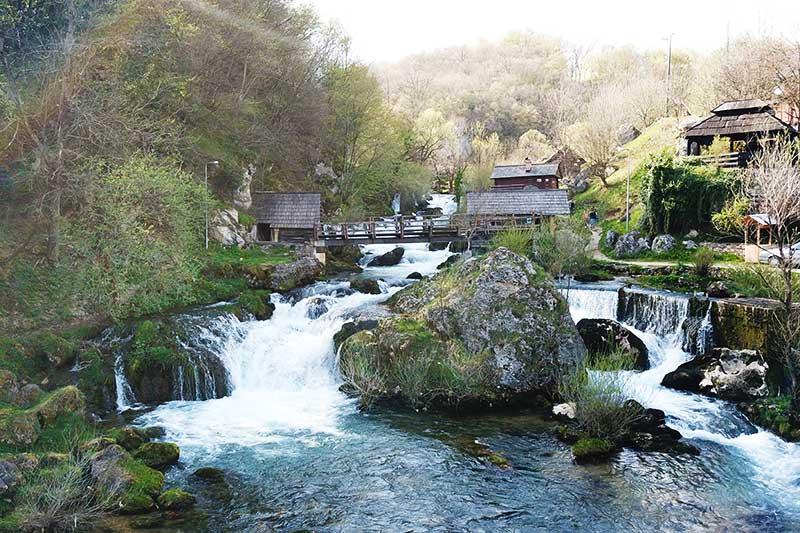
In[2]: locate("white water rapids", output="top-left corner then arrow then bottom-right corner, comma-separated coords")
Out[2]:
128,227 -> 800,519
136,242 -> 455,449
567,287 -> 800,503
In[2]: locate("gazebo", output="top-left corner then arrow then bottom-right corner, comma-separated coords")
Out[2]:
743,213 -> 777,262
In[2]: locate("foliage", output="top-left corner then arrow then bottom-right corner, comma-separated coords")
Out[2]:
746,396 -> 800,441
489,227 -> 534,257
692,247 -> 715,277
558,354 -> 642,442
530,221 -> 591,279
702,136 -> 731,156
712,196 -> 750,236
12,450 -> 120,533
725,265 -> 796,301
640,153 -> 738,235
126,320 -> 184,382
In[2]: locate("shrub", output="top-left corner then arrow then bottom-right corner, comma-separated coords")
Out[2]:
13,451 -> 121,532
530,221 -> 592,280
726,264 -> 795,300
489,226 -> 534,257
641,153 -> 738,235
559,354 -> 642,442
692,247 -> 714,277
711,196 -> 750,236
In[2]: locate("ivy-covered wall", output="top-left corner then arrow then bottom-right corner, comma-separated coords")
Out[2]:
640,154 -> 739,235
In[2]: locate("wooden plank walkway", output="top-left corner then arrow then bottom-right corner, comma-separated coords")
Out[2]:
314,214 -> 543,246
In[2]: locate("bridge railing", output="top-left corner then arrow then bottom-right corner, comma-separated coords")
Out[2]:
314,213 -> 546,242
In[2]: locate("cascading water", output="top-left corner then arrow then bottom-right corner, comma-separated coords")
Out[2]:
128,258 -> 800,530
565,286 -> 800,510
426,193 -> 458,216
137,243 -> 454,447
392,193 -> 401,215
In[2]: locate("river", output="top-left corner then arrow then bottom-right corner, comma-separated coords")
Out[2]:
129,212 -> 800,531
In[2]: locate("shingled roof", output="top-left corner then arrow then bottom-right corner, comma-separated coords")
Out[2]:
252,192 -> 321,229
490,163 -> 561,180
686,100 -> 796,138
466,190 -> 571,217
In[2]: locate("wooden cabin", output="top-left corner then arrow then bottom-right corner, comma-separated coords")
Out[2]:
490,158 -> 562,190
684,99 -> 798,164
466,189 -> 571,224
252,192 -> 321,243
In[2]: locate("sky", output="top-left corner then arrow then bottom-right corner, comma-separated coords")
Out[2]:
302,0 -> 800,64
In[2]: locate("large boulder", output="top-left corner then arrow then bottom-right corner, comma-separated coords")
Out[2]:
258,253 -> 324,292
662,348 -> 770,401
340,248 -> 587,408
604,230 -> 619,249
326,244 -> 363,275
613,231 -> 650,258
133,442 -> 180,470
0,460 -> 20,497
576,319 -> 649,370
334,320 -> 379,352
35,386 -> 85,426
350,277 -> 382,295
622,402 -> 699,455
651,234 -> 676,254
368,247 -> 405,267
209,208 -> 252,248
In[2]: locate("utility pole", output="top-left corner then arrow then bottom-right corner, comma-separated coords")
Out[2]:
205,161 -> 219,250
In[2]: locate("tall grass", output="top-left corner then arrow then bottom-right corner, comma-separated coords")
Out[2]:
489,226 -> 534,257
559,350 -> 642,442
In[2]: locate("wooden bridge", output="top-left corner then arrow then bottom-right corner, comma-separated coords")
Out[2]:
313,214 -> 546,247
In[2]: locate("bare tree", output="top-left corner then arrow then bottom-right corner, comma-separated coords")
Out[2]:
564,89 -> 625,187
744,136 -> 800,404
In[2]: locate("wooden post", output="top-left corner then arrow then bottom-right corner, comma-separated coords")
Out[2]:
370,221 -> 376,240
343,224 -> 349,240
399,217 -> 405,239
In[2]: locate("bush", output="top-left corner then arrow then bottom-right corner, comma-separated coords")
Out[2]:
558,353 -> 642,442
726,264 -> 796,300
530,222 -> 591,279
692,247 -> 714,277
712,196 -> 750,236
13,451 -> 121,532
641,153 -> 738,235
489,226 -> 534,257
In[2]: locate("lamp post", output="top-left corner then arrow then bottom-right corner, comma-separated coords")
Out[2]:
665,33 -> 675,116
205,160 -> 219,250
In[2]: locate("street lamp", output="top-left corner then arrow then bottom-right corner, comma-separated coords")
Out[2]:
205,160 -> 219,250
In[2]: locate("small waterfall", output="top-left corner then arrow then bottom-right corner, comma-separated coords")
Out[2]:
562,286 -> 618,323
617,288 -> 690,338
392,193 -> 401,215
695,302 -> 715,356
427,193 -> 458,216
114,351 -> 138,410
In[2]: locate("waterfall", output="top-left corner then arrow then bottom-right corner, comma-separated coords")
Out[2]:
427,193 -> 458,216
392,193 -> 401,215
562,286 -> 618,322
567,285 -> 800,504
617,288 -> 690,338
136,243 -> 453,446
695,302 -> 715,356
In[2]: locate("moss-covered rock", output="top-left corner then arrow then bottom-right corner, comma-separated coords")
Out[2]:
349,277 -> 381,295
740,396 -> 800,441
133,442 -> 180,470
30,332 -> 77,368
341,248 -> 586,410
110,427 -> 147,451
191,467 -> 226,483
0,370 -> 19,404
157,488 -> 196,510
124,320 -> 187,405
34,386 -> 85,426
236,290 -> 275,320
0,410 -> 41,447
75,346 -> 116,411
572,437 -> 617,464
